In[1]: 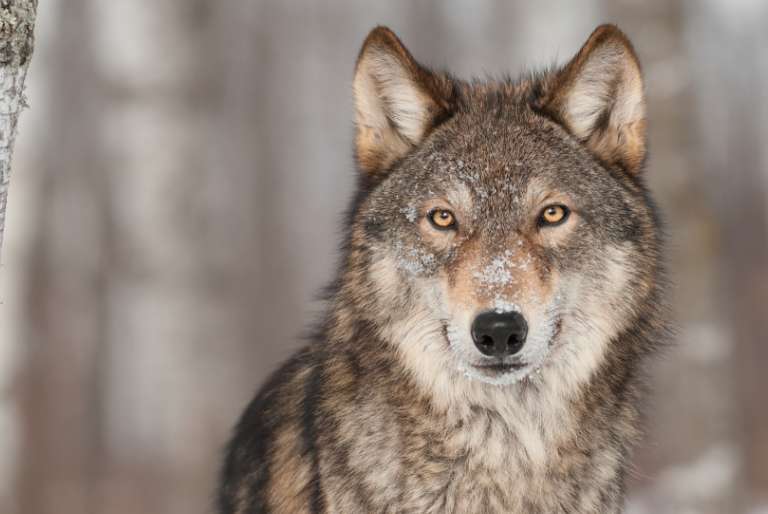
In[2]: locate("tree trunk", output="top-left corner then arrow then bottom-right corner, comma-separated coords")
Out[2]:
0,0 -> 36,255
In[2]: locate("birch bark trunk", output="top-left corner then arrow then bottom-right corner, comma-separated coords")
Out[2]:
0,0 -> 36,255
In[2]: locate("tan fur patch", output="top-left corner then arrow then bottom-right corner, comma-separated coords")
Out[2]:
266,426 -> 312,513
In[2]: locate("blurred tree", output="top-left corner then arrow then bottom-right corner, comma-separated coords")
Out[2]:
0,0 -> 36,255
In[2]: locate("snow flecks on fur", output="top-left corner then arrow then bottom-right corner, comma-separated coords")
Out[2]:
415,151 -> 532,237
423,152 -> 525,204
474,255 -> 514,287
394,241 -> 436,276
482,250 -> 531,278
473,249 -> 532,303
492,297 -> 520,314
399,204 -> 418,223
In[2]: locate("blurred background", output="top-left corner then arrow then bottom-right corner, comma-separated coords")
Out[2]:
1,0 -> 767,513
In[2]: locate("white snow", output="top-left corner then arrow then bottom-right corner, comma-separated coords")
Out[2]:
492,296 -> 521,313
473,255 -> 514,286
399,204 -> 418,223
394,242 -> 436,276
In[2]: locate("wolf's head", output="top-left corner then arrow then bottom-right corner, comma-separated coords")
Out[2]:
338,25 -> 662,395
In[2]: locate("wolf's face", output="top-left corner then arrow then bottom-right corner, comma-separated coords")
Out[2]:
348,26 -> 659,390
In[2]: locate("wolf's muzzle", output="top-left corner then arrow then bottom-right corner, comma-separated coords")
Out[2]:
471,311 -> 528,357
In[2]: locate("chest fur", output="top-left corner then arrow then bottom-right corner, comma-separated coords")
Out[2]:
328,404 -> 622,514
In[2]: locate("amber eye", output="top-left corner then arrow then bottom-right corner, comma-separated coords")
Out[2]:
428,208 -> 457,230
539,205 -> 569,227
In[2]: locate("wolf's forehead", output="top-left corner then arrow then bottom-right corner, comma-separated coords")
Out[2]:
425,152 -> 531,202
445,182 -> 474,209
431,120 -> 557,173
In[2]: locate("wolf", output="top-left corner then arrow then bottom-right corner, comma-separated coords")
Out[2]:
219,24 -> 667,513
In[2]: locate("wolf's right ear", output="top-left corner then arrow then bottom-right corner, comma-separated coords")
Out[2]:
353,27 -> 453,177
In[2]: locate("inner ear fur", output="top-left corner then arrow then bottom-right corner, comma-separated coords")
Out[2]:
536,24 -> 647,174
353,26 -> 454,177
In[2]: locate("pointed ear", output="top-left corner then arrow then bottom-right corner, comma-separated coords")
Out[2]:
537,24 -> 647,174
353,27 -> 453,176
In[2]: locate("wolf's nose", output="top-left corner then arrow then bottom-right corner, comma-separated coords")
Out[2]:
471,311 -> 528,357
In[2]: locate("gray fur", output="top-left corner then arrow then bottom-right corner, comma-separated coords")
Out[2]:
219,24 -> 667,514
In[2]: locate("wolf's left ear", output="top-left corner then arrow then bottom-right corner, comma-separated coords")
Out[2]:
536,24 -> 647,174
353,27 -> 453,176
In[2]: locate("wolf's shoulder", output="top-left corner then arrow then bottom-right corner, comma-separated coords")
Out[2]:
218,344 -> 322,513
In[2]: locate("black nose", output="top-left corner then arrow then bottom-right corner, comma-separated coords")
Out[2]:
471,311 -> 528,357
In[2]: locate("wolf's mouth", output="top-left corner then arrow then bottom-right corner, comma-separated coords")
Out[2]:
471,361 -> 526,374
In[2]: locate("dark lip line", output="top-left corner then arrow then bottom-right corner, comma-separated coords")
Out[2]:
472,361 -> 526,372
